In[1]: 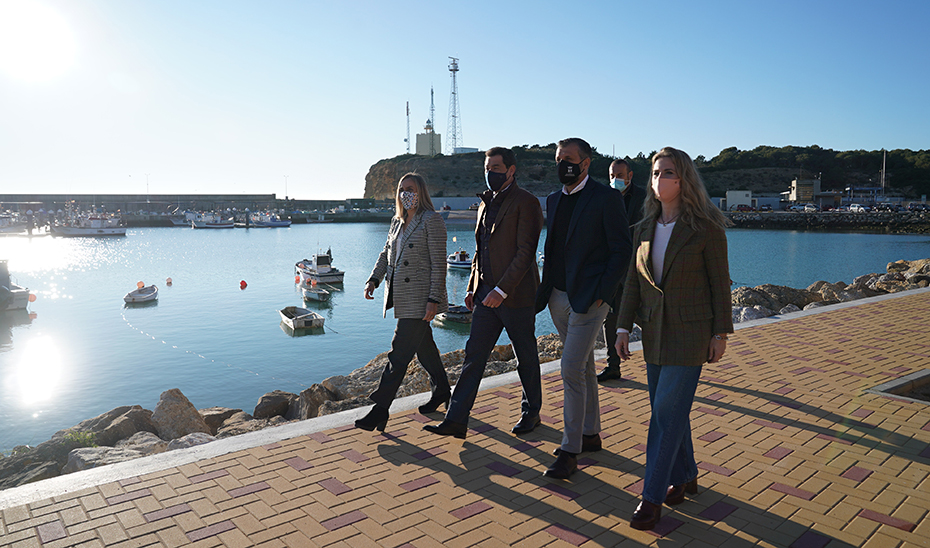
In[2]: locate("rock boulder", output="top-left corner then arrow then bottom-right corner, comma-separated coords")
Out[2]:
289,384 -> 336,420
62,447 -> 144,474
199,407 -> 242,436
116,432 -> 168,456
253,390 -> 297,419
167,432 -> 217,451
151,389 -> 211,441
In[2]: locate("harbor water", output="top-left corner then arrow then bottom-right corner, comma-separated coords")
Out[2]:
2,224 -> 930,451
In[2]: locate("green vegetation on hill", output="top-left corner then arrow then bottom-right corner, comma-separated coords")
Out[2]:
363,145 -> 930,200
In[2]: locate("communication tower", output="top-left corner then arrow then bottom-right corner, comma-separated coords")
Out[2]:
445,57 -> 462,154
405,101 -> 411,154
415,87 -> 441,156
429,87 -> 436,156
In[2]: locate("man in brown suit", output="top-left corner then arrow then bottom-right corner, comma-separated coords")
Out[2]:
425,147 -> 545,438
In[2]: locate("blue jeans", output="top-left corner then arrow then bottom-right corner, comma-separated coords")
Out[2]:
642,363 -> 702,505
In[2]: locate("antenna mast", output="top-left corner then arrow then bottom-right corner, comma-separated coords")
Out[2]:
428,87 -> 436,156
446,57 -> 462,154
405,101 -> 411,154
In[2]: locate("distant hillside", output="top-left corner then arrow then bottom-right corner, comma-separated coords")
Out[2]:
364,145 -> 930,199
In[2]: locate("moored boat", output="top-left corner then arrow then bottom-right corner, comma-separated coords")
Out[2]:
0,260 -> 33,311
434,304 -> 472,324
123,285 -> 158,303
191,213 -> 234,229
252,213 -> 292,227
301,286 -> 331,302
278,306 -> 325,329
295,250 -> 345,284
447,249 -> 471,269
51,215 -> 126,237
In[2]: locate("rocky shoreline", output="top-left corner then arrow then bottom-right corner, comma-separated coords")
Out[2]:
2,258 -> 929,491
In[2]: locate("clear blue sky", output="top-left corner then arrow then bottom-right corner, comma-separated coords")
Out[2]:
1,0 -> 927,200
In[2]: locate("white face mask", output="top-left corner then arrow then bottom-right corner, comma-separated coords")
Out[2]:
400,190 -> 418,210
610,177 -> 629,192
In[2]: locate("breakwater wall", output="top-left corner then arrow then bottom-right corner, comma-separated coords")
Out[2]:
726,211 -> 930,233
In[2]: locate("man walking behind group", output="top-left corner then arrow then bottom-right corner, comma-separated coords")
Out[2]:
598,158 -> 647,382
536,138 -> 632,478
425,147 -> 545,439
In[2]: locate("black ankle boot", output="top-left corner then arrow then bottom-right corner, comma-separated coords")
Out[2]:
355,405 -> 389,432
418,391 -> 451,414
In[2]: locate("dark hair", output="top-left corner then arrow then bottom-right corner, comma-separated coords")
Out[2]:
610,158 -> 631,170
557,138 -> 592,160
485,147 -> 516,169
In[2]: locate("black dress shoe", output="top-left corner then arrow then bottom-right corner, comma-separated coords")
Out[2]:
553,434 -> 602,456
418,391 -> 451,414
511,414 -> 540,435
423,420 -> 467,439
665,478 -> 698,505
543,451 -> 577,479
354,405 -> 389,432
597,366 -> 622,383
630,499 -> 662,530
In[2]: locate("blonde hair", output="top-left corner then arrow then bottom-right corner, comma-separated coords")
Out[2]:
394,172 -> 435,223
641,147 -> 731,231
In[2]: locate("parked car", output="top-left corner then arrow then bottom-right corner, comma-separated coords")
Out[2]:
907,203 -> 929,212
803,204 -> 818,212
730,204 -> 755,212
849,204 -> 868,213
758,204 -> 772,212
788,204 -> 806,212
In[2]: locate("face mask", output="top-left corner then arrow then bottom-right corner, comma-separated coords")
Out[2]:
486,170 -> 508,192
610,178 -> 629,192
558,159 -> 583,185
400,190 -> 418,210
652,177 -> 680,203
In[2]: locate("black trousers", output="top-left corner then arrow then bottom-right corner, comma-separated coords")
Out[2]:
369,319 -> 450,408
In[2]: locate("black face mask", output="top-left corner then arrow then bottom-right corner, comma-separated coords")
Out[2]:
558,159 -> 583,185
486,170 -> 508,192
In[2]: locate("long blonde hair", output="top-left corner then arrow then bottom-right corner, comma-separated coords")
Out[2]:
641,147 -> 730,231
394,172 -> 435,223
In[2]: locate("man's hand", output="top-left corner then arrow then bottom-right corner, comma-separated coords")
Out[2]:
481,290 -> 504,308
464,292 -> 474,311
615,332 -> 632,361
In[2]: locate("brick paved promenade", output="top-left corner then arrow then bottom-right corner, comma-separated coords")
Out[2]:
2,289 -> 929,547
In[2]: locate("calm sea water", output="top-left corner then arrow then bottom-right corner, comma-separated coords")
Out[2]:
2,224 -> 929,451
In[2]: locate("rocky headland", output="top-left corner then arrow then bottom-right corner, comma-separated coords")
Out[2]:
727,210 -> 930,234
2,258 -> 929,491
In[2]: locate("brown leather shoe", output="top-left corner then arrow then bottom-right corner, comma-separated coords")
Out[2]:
542,451 -> 577,479
665,478 -> 698,505
553,434 -> 602,456
629,499 -> 662,530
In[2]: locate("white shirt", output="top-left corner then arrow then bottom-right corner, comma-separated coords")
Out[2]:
561,175 -> 589,195
617,219 -> 676,335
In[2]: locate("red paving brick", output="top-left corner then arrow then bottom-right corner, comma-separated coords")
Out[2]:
1,290 -> 929,547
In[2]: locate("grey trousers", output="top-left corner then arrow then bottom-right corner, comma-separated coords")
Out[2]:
548,289 -> 610,454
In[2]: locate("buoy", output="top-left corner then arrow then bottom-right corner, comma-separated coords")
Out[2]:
311,279 -> 317,287
28,293 -> 37,302
166,277 -> 173,286
240,280 -> 247,289
137,281 -> 144,289
294,275 -> 299,284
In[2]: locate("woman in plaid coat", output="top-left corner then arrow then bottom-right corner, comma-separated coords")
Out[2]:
616,147 -> 734,530
357,173 -> 450,432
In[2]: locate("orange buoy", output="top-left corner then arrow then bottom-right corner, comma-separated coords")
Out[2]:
240,280 -> 247,289
28,293 -> 37,302
311,279 -> 317,287
137,281 -> 145,289
294,275 -> 300,284
166,277 -> 173,286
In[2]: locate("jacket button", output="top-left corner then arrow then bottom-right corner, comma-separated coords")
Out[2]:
403,260 -> 409,266
404,277 -> 410,282
408,243 -> 413,248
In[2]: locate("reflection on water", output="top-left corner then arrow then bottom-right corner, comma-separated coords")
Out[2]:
11,336 -> 63,405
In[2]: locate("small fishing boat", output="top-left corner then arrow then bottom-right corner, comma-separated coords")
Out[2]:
124,285 -> 158,303
1,260 -> 33,311
251,213 -> 292,227
51,215 -> 126,237
295,249 -> 345,284
278,306 -> 325,329
434,304 -> 472,324
447,249 -> 472,269
301,286 -> 331,302
191,213 -> 234,229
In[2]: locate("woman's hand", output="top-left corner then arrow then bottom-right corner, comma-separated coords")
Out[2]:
423,301 -> 438,322
615,332 -> 632,361
707,336 -> 727,363
363,281 -> 376,300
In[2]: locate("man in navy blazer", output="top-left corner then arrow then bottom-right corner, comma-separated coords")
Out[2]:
535,137 -> 633,478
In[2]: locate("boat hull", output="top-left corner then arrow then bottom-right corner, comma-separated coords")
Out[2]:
124,285 -> 158,303
51,226 -> 126,237
191,221 -> 234,229
278,306 -> 325,329
301,287 -> 331,301
3,285 -> 30,311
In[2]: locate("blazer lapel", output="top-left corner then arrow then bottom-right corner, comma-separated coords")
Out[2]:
566,181 -> 595,240
491,185 -> 518,233
639,221 -> 658,288
660,222 -> 696,284
395,212 -> 423,265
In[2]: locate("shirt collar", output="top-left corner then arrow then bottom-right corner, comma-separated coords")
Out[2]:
562,175 -> 589,195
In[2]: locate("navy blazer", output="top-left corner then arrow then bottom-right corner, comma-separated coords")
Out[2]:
536,178 -> 633,314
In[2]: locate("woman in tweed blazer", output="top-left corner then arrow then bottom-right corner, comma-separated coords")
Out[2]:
357,173 -> 450,432
615,147 -> 733,530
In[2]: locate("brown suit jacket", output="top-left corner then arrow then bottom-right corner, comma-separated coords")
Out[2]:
617,218 -> 733,366
467,182 -> 544,308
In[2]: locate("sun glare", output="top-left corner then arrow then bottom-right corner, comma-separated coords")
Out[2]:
0,0 -> 77,83
13,335 -> 64,405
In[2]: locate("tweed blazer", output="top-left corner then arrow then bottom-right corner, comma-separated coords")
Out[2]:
368,210 -> 448,319
617,218 -> 733,366
467,183 -> 544,308
535,178 -> 633,314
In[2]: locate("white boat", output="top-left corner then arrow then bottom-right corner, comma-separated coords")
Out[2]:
301,286 -> 331,302
0,214 -> 27,234
51,216 -> 126,237
1,260 -> 32,311
295,250 -> 345,284
447,249 -> 472,269
251,213 -> 291,227
124,285 -> 158,303
434,304 -> 472,324
191,213 -> 234,229
278,306 -> 325,329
